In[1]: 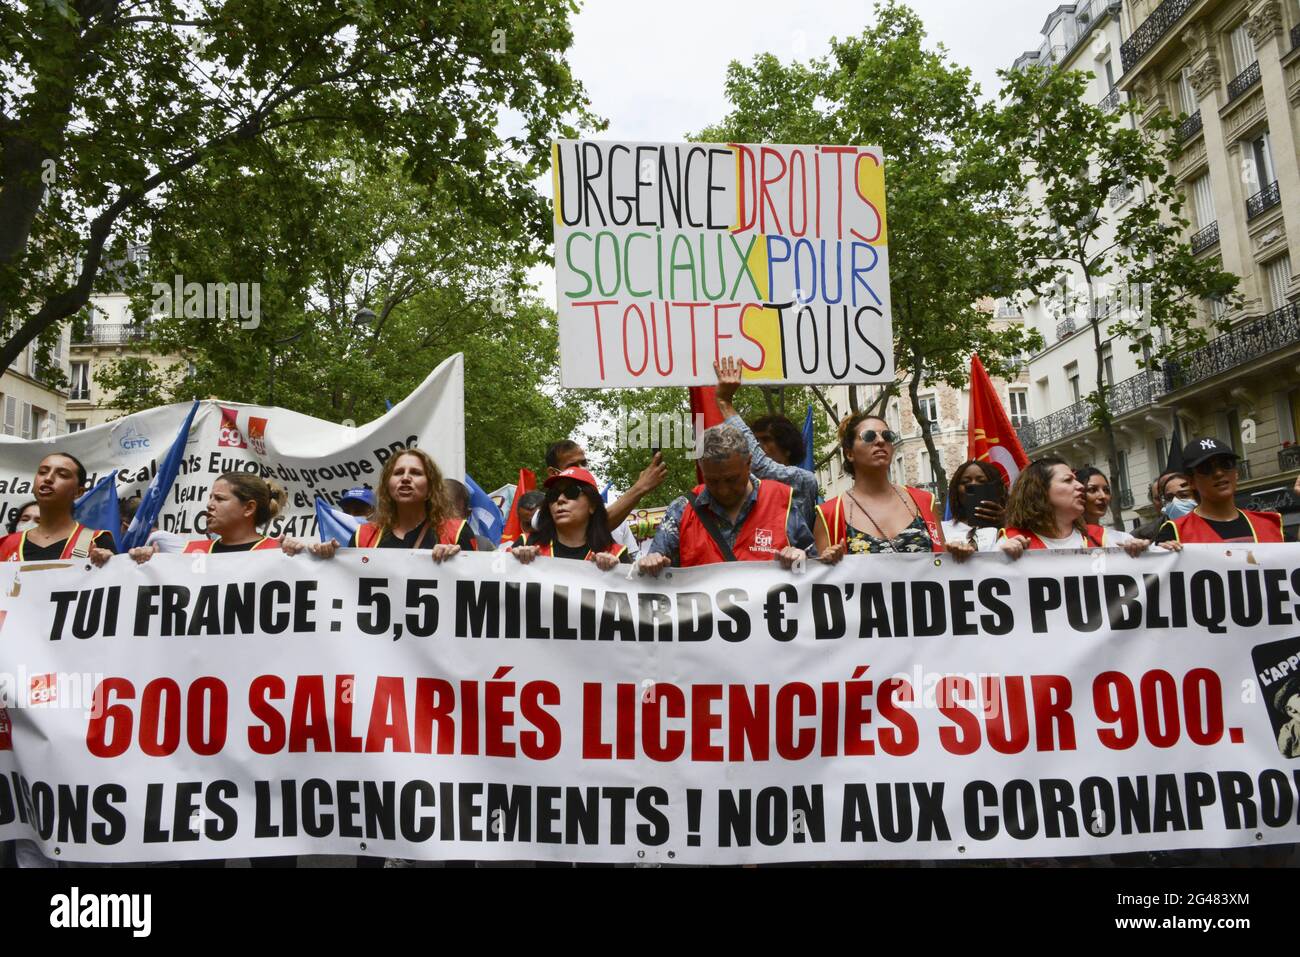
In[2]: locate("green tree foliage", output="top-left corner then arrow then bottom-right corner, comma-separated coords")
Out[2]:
1001,65 -> 1241,527
696,1 -> 1043,502
0,0 -> 597,376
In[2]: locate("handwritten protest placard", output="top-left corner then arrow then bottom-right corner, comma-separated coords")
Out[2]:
553,140 -> 892,388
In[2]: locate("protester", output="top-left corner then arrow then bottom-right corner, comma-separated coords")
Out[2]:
443,478 -> 495,551
941,460 -> 1006,551
129,473 -> 287,560
1000,458 -> 1153,558
514,490 -> 546,544
1156,437 -> 1283,543
303,448 -> 469,560
815,412 -> 944,561
546,438 -> 665,530
1133,471 -> 1186,540
338,486 -> 376,520
1074,466 -> 1113,526
0,453 -> 114,564
6,499 -> 38,535
510,466 -> 630,568
639,424 -> 812,573
713,357 -> 818,530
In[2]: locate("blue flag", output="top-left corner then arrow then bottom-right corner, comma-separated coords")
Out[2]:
121,401 -> 199,550
600,481 -> 613,503
800,405 -> 815,472
315,496 -> 361,546
74,470 -> 120,551
464,475 -> 504,543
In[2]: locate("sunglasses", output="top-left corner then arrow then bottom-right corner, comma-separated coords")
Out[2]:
858,429 -> 899,445
1161,489 -> 1194,503
1194,456 -> 1238,476
547,484 -> 585,501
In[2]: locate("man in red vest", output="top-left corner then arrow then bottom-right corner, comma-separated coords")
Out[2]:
639,424 -> 814,573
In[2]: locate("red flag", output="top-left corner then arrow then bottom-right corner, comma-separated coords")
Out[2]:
689,387 -> 725,483
967,354 -> 1030,487
500,468 -> 536,543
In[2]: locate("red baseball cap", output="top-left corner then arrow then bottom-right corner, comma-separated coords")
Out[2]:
543,466 -> 599,490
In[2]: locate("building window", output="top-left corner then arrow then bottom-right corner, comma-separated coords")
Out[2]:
918,395 -> 938,434
2,396 -> 13,436
1104,60 -> 1115,92
1116,450 -> 1132,501
1225,408 -> 1244,456
1249,132 -> 1276,193
1265,256 -> 1293,311
1155,436 -> 1168,474
31,407 -> 49,442
67,420 -> 86,433
20,401 -> 32,440
1066,361 -> 1081,403
1008,389 -> 1030,427
1229,22 -> 1257,77
70,361 -> 90,401
1191,174 -> 1215,230
1101,343 -> 1115,389
1178,66 -> 1197,114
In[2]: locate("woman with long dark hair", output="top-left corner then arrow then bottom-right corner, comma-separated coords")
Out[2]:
0,453 -> 114,564
942,460 -> 1006,552
1073,466 -> 1113,526
1000,457 -> 1152,559
511,466 -> 630,568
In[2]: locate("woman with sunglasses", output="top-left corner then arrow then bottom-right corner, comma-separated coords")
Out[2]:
1156,437 -> 1283,543
1000,457 -> 1154,558
815,412 -> 944,561
0,453 -> 115,565
510,466 -> 630,569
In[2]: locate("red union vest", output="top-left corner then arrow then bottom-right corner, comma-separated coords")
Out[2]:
679,480 -> 792,566
353,519 -> 472,549
537,542 -> 627,561
0,524 -> 105,562
183,536 -> 282,553
1161,509 -> 1283,544
1001,525 -> 1108,549
815,487 -> 943,552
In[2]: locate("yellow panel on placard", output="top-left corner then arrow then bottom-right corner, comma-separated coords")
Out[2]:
739,236 -> 784,379
856,151 -> 888,246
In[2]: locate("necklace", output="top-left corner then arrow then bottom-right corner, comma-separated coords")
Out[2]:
845,485 -> 918,550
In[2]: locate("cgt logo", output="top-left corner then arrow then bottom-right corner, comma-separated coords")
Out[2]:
248,416 -> 268,456
753,528 -> 775,553
218,407 -> 246,448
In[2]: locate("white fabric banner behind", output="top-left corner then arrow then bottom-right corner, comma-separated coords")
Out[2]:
0,355 -> 464,539
1,544 -> 1299,863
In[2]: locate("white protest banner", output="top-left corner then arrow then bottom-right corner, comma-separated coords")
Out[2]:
553,140 -> 892,388
2,545 -> 1299,864
0,354 -> 464,540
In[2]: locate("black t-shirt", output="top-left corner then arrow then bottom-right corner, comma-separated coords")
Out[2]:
354,521 -> 476,550
1156,514 -> 1254,543
211,539 -> 273,553
511,536 -> 632,563
19,530 -> 116,560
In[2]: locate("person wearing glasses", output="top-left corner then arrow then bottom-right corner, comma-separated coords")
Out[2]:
1134,471 -> 1194,540
509,466 -> 630,568
815,412 -> 945,561
1155,437 -> 1283,543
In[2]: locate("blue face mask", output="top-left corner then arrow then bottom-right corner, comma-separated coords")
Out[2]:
1163,497 -> 1196,520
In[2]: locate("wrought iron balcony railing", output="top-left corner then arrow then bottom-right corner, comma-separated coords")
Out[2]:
1246,180 -> 1281,220
1226,60 -> 1261,102
1190,221 -> 1219,254
1121,0 -> 1196,72
69,387 -> 90,401
1016,370 -> 1166,451
1109,182 -> 1134,208
1280,445 -> 1300,472
1099,88 -> 1122,112
1164,303 -> 1300,390
1293,22 -> 1300,52
72,324 -> 150,345
1176,110 -> 1202,142
1056,317 -> 1078,341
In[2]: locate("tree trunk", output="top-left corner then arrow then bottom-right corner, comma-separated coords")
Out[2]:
908,350 -> 947,513
1087,279 -> 1126,531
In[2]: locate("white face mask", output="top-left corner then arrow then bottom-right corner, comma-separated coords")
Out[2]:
15,520 -> 38,533
1162,497 -> 1196,520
